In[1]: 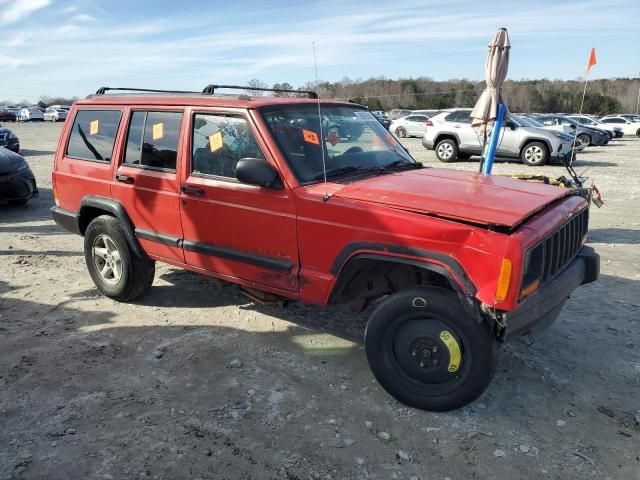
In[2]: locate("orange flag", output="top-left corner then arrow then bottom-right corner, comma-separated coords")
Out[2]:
584,48 -> 597,76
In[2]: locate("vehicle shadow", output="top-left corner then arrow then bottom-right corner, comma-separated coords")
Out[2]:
0,187 -> 57,226
588,228 -> 640,245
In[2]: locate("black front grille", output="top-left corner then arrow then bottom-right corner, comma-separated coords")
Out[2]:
541,208 -> 589,282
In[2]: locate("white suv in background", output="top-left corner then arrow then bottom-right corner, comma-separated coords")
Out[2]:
422,109 -> 575,166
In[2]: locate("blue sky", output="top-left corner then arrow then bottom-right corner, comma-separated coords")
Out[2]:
1,0 -> 639,102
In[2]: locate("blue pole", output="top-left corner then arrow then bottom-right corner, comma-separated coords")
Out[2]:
482,103 -> 506,175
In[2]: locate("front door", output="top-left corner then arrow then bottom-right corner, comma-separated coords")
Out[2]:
179,108 -> 299,292
111,108 -> 185,263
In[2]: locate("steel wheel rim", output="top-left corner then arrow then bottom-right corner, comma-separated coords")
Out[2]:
438,143 -> 453,159
396,128 -> 406,137
525,145 -> 543,162
92,234 -> 122,285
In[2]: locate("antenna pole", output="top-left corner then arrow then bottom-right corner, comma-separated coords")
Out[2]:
635,73 -> 640,115
313,41 -> 329,202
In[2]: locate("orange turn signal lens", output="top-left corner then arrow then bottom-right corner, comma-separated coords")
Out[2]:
495,258 -> 512,302
520,279 -> 540,298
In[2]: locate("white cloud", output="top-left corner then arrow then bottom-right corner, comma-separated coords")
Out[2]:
70,13 -> 96,22
0,0 -> 51,25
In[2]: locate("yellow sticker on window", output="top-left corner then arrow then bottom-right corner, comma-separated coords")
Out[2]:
439,330 -> 461,373
89,120 -> 99,136
209,131 -> 223,152
152,123 -> 164,140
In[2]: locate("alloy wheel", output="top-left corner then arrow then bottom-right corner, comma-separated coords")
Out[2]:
92,234 -> 123,285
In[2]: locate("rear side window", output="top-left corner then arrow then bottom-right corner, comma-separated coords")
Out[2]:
66,110 -> 122,162
445,111 -> 460,122
457,111 -> 471,123
191,113 -> 264,178
124,111 -> 183,171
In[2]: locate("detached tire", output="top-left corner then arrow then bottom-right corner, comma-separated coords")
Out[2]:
435,139 -> 458,162
365,287 -> 497,411
521,141 -> 549,166
84,215 -> 155,302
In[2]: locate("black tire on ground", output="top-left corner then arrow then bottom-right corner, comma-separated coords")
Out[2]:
577,133 -> 591,146
636,128 -> 640,137
456,152 -> 472,160
434,138 -> 458,162
520,141 -> 549,166
84,215 -> 155,302
364,286 -> 497,411
395,127 -> 407,138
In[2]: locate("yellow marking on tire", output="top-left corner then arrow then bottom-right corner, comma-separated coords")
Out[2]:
439,330 -> 461,373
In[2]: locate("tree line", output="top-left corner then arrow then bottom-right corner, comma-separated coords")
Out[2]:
3,77 -> 638,115
279,77 -> 639,115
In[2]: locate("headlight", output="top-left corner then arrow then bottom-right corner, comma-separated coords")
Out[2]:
521,243 -> 544,298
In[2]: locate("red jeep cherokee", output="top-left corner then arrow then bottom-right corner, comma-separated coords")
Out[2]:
51,85 -> 599,411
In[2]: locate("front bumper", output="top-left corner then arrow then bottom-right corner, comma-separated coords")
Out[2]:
0,167 -> 39,204
502,246 -> 599,341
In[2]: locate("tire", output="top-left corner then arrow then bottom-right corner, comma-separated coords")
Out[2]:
435,139 -> 458,162
365,287 -> 497,411
84,215 -> 155,301
456,152 -> 472,160
395,127 -> 406,138
636,128 -> 640,137
520,141 -> 549,166
577,133 -> 591,147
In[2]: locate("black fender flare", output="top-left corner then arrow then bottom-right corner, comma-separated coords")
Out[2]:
78,196 -> 145,258
329,244 -> 481,320
433,131 -> 461,146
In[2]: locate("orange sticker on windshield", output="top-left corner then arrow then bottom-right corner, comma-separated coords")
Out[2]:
385,133 -> 397,146
302,129 -> 320,145
152,123 -> 164,140
209,131 -> 223,152
89,120 -> 99,135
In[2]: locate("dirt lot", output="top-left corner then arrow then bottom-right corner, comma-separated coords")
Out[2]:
1,122 -> 639,480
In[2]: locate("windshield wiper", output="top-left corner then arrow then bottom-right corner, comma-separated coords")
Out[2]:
382,159 -> 422,171
311,165 -> 366,181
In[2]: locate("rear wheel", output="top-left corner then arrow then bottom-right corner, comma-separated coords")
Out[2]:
365,287 -> 497,411
395,127 -> 407,138
84,215 -> 155,301
521,141 -> 549,166
435,139 -> 458,162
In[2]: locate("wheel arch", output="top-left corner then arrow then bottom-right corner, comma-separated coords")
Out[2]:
78,196 -> 145,258
434,132 -> 461,146
519,137 -> 552,157
328,243 -> 478,316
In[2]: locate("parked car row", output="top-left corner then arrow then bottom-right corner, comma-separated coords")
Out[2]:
0,104 -> 70,122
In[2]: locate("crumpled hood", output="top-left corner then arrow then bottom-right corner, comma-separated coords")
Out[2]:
0,146 -> 27,175
333,168 -> 571,228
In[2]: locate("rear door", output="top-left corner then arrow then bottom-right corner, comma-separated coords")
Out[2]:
404,115 -> 427,136
179,108 -> 299,292
54,108 -> 123,211
111,108 -> 185,263
455,110 -> 482,152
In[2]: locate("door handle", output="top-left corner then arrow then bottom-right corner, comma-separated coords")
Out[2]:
454,125 -> 461,129
116,174 -> 134,184
181,186 -> 204,196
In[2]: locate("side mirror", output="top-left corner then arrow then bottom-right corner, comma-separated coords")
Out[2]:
508,122 -> 517,130
569,124 -> 576,129
236,157 -> 282,189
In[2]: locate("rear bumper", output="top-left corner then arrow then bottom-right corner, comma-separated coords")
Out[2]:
502,246 -> 599,341
51,206 -> 82,235
422,137 -> 435,150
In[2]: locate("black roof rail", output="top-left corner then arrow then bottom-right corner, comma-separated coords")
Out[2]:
202,84 -> 318,99
95,87 -> 200,95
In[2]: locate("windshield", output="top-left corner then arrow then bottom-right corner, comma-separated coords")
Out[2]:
260,105 -> 416,183
514,115 -> 543,128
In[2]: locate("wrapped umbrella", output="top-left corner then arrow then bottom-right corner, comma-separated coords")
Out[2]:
470,28 -> 511,174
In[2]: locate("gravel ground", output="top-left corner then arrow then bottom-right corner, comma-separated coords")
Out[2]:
1,121 -> 639,480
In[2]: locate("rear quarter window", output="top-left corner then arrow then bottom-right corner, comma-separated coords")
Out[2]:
66,109 -> 122,162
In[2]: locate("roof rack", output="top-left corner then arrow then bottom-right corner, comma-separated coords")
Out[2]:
202,84 -> 318,99
95,87 -> 200,95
